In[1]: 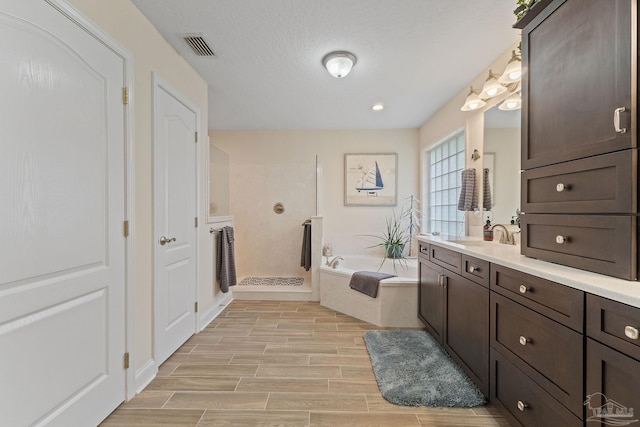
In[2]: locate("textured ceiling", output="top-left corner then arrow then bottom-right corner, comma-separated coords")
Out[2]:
131,0 -> 520,130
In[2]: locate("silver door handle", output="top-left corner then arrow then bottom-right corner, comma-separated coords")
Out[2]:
614,107 -> 627,134
159,236 -> 176,245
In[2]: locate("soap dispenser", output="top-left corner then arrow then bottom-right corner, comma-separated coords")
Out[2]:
483,217 -> 493,241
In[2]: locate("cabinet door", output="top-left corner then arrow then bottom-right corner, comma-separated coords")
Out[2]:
418,257 -> 444,344
586,338 -> 640,426
444,273 -> 490,396
522,0 -> 633,169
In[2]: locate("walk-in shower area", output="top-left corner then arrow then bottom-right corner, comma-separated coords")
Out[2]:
226,153 -> 319,300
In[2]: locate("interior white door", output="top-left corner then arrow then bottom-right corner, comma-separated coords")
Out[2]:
153,77 -> 198,364
0,1 -> 126,426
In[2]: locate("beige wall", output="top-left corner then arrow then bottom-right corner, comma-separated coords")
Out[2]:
67,0 -> 212,383
210,129 -> 420,275
418,43 -> 519,237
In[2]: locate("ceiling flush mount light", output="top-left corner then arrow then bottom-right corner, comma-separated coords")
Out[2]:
371,103 -> 384,111
499,92 -> 522,110
498,50 -> 522,84
323,51 -> 357,78
479,70 -> 508,99
461,86 -> 487,111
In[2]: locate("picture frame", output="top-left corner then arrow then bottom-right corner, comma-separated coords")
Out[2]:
344,153 -> 398,206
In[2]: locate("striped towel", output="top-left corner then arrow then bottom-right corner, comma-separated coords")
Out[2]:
483,168 -> 492,211
457,169 -> 478,211
217,226 -> 237,293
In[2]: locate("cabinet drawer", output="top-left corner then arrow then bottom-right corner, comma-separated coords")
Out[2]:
490,348 -> 582,427
491,264 -> 583,332
521,214 -> 636,280
461,255 -> 489,288
586,338 -> 640,423
418,243 -> 429,258
429,244 -> 461,274
491,292 -> 583,416
521,150 -> 635,214
587,294 -> 640,361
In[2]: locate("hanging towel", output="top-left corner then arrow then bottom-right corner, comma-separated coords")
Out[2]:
349,271 -> 396,298
300,220 -> 312,271
217,226 -> 237,293
457,168 -> 478,211
483,168 -> 492,211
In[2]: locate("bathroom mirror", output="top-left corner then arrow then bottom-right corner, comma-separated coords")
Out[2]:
208,144 -> 230,220
483,106 -> 521,225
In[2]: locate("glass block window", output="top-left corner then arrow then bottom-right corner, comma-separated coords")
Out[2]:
427,132 -> 466,237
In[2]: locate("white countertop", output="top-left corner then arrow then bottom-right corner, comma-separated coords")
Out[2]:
417,234 -> 640,308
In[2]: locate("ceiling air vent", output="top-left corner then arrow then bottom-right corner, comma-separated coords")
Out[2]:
183,34 -> 215,57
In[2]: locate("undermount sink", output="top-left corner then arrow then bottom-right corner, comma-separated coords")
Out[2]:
446,239 -> 486,247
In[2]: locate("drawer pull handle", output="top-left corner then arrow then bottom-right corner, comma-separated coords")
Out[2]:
517,400 -> 528,412
625,326 -> 639,340
519,284 -> 528,294
519,336 -> 530,346
556,183 -> 566,192
469,265 -> 478,273
555,235 -> 567,244
614,107 -> 627,134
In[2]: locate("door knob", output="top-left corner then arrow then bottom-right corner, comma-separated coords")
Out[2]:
159,236 -> 176,245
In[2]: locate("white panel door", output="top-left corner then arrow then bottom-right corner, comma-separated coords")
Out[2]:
0,1 -> 126,426
153,78 -> 198,364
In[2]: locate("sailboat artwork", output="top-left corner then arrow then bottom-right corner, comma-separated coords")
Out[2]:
345,153 -> 397,207
356,161 -> 384,196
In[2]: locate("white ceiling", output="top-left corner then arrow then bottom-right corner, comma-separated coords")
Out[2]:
131,0 -> 520,130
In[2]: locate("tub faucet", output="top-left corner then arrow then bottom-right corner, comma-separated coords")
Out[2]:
491,224 -> 513,245
326,256 -> 344,268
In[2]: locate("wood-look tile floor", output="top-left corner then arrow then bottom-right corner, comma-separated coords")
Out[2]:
101,300 -> 511,427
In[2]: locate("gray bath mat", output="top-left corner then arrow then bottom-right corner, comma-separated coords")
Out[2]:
238,277 -> 304,286
363,330 -> 485,407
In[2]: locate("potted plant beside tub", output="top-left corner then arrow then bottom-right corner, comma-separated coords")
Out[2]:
379,210 -> 409,260
367,203 -> 421,270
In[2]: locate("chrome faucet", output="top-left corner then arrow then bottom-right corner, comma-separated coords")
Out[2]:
326,256 -> 344,268
491,224 -> 513,245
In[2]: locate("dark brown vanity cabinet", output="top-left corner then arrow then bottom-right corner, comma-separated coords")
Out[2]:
517,0 -> 639,280
489,265 -> 584,426
520,0 -> 633,170
417,244 -> 490,396
586,294 -> 640,418
418,248 -> 445,343
417,241 -> 640,426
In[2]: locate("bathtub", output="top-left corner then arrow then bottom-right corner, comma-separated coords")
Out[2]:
319,255 -> 422,328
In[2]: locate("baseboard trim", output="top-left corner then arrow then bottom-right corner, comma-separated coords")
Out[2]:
134,358 -> 157,395
197,293 -> 234,331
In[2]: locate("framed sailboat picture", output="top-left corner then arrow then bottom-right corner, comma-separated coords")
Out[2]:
344,153 -> 398,206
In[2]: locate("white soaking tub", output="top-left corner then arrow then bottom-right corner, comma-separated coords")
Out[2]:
319,255 -> 422,328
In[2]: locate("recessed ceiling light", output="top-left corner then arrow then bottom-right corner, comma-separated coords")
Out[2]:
371,103 -> 384,111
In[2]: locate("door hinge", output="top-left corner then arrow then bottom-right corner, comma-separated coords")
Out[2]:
122,87 -> 129,105
123,220 -> 130,237
194,302 -> 198,313
195,131 -> 198,142
124,352 -> 130,369
195,217 -> 198,228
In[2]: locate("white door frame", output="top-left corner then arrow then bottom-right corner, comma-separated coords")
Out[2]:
48,0 -> 137,400
151,73 -> 200,361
